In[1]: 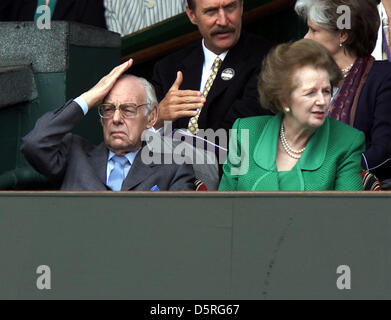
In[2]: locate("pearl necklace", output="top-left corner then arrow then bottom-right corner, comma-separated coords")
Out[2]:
341,63 -> 354,78
279,124 -> 306,159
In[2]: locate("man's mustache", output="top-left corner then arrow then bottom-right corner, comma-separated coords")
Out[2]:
211,27 -> 236,36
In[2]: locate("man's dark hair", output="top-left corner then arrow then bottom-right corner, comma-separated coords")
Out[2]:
187,0 -> 195,10
187,0 -> 243,10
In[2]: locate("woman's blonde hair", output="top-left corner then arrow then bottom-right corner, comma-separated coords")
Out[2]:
258,39 -> 342,114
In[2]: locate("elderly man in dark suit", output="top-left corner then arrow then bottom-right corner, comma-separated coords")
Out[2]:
21,59 -> 195,191
151,0 -> 271,138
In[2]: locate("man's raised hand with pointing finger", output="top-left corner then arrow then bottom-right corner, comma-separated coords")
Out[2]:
155,71 -> 206,129
151,0 -> 271,141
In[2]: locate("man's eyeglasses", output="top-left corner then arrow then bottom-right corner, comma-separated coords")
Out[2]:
98,103 -> 149,119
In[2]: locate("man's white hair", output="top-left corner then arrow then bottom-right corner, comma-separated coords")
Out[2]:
118,74 -> 159,115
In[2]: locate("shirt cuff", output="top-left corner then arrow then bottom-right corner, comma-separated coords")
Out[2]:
73,97 -> 89,115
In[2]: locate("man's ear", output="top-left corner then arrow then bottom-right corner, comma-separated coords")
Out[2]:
185,4 -> 197,25
146,105 -> 158,129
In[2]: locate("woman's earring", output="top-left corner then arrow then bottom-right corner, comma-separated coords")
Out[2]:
339,42 -> 343,47
284,107 -> 291,113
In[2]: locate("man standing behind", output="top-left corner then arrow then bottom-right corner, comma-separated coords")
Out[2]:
152,0 -> 271,136
21,60 -> 195,191
104,0 -> 186,36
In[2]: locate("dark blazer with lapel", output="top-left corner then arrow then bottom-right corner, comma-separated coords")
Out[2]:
21,101 -> 195,191
0,0 -> 106,28
151,32 -> 272,134
354,61 -> 391,180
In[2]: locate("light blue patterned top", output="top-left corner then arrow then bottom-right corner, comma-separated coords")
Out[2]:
104,0 -> 187,36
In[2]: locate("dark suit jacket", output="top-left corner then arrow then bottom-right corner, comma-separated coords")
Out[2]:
0,0 -> 106,28
151,32 -> 272,136
355,61 -> 391,180
20,101 -> 195,191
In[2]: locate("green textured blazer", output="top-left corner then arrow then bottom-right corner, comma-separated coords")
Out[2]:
219,114 -> 365,191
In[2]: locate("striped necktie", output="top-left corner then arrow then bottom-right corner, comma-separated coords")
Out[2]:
188,57 -> 223,135
107,156 -> 128,191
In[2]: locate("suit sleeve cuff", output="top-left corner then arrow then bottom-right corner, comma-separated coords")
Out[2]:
73,97 -> 89,115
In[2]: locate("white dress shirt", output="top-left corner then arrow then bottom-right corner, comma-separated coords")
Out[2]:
200,40 -> 229,92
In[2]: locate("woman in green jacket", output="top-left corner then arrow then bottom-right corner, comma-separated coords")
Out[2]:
219,39 -> 365,191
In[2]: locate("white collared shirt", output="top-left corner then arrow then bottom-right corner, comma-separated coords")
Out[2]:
104,0 -> 187,36
200,39 -> 229,92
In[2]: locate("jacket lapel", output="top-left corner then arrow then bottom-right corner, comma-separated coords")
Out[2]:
180,42 -> 204,91
88,143 -> 109,186
251,115 -> 330,190
251,115 -> 280,190
174,42 -> 204,128
299,117 -> 329,171
253,115 -> 281,171
121,149 -> 157,191
198,33 -> 248,127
